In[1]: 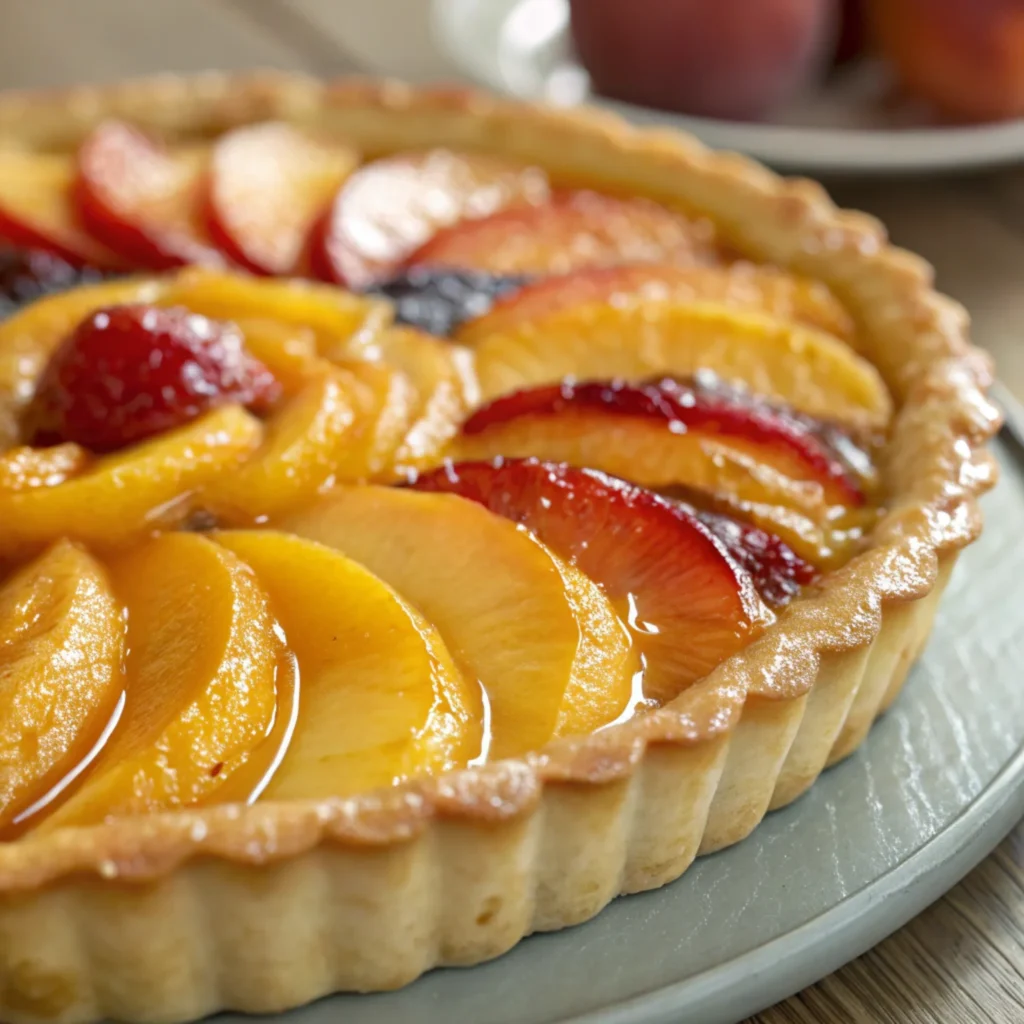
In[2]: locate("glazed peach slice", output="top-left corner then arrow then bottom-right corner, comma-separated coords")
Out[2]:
216,530 -> 479,797
74,121 -> 221,269
0,406 -> 262,557
452,375 -> 873,566
456,263 -> 856,345
0,443 -> 90,493
38,533 -> 280,830
206,123 -> 359,276
0,152 -> 124,267
412,460 -> 772,705
471,299 -> 892,430
313,149 -> 551,288
197,370 -> 357,524
279,486 -> 638,758
339,325 -> 477,476
159,268 -> 393,350
410,191 -> 726,275
0,542 -> 123,832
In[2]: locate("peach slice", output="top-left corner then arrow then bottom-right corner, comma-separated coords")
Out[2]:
216,530 -> 479,797
0,406 -> 262,558
206,123 -> 359,276
230,318 -> 327,396
74,121 -> 222,269
0,443 -> 90,493
0,152 -> 124,267
411,191 -> 726,276
471,300 -> 892,430
339,325 -> 477,475
159,268 -> 393,351
0,542 -> 123,832
38,533 -> 280,830
197,371 -> 356,524
313,150 -> 551,288
412,460 -> 772,705
279,486 -> 638,758
456,263 -> 856,345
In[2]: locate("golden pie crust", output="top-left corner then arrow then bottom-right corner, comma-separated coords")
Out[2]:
0,73 -> 1002,1024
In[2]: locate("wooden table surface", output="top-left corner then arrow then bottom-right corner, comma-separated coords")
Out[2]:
2,2 -> 1023,1021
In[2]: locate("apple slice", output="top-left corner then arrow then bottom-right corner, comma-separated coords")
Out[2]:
312,150 -> 551,288
410,191 -> 726,275
0,542 -> 124,832
278,486 -> 638,758
456,263 -> 856,345
0,443 -> 90,493
74,121 -> 222,269
206,123 -> 359,276
0,406 -> 262,558
38,533 -> 281,830
197,370 -> 356,524
0,152 -> 124,267
411,460 -> 771,705
216,530 -> 479,797
471,299 -> 892,430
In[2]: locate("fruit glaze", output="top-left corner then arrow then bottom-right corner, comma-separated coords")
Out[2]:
0,106 -> 897,834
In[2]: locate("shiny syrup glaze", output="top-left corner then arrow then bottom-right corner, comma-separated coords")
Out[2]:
0,251 -> 879,832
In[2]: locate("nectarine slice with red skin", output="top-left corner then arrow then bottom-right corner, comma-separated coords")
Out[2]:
216,530 -> 480,797
459,376 -> 868,507
279,486 -> 638,757
0,541 -> 124,832
668,496 -> 818,607
471,298 -> 892,430
313,149 -> 551,288
456,263 -> 856,345
410,191 -> 726,276
206,123 -> 359,276
0,152 -> 125,268
37,533 -> 281,830
412,459 -> 771,705
75,121 -> 223,270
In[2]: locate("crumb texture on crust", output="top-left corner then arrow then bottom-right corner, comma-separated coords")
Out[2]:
0,73 -> 1002,1024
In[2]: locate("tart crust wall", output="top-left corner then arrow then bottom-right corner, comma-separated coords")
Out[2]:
0,73 -> 1001,1024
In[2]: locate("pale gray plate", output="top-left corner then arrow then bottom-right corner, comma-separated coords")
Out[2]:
205,400 -> 1024,1024
431,0 -> 1024,176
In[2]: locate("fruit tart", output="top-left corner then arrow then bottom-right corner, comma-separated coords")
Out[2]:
0,74 -> 1000,1024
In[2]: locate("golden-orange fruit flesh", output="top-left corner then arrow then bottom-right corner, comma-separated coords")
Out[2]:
160,268 -> 393,350
198,372 -> 356,524
279,487 -> 637,759
37,533 -> 280,830
456,263 -> 856,345
0,407 -> 263,558
472,300 -> 891,430
0,443 -> 91,493
216,530 -> 479,797
0,541 -> 124,831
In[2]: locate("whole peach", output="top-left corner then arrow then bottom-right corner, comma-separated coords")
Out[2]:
870,0 -> 1024,122
569,0 -> 839,121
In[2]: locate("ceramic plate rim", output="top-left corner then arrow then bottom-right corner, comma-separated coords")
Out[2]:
431,0 -> 1024,175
